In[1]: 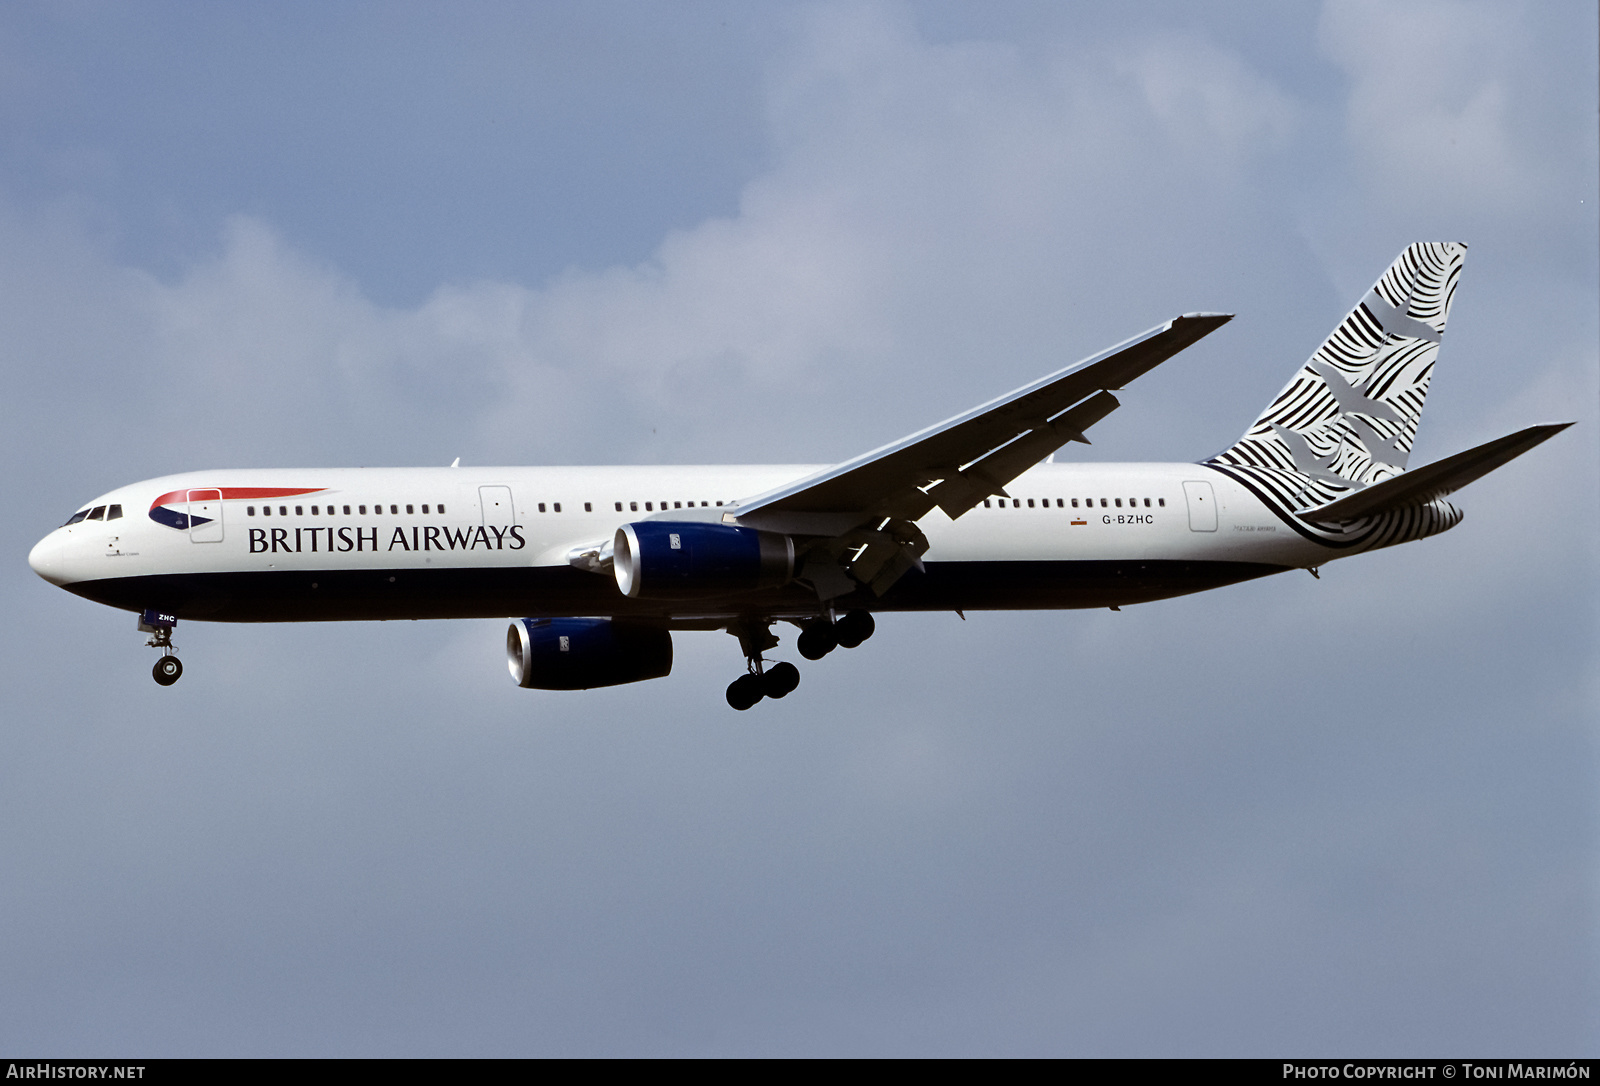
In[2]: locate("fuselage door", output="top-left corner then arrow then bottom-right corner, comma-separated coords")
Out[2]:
1182,480 -> 1218,532
479,486 -> 515,529
187,489 -> 224,542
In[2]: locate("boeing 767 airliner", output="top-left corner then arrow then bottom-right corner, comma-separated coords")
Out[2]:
29,243 -> 1569,708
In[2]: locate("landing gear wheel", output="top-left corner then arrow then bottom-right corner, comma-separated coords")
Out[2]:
152,656 -> 183,686
797,621 -> 838,660
726,673 -> 765,711
761,661 -> 800,699
834,610 -> 875,649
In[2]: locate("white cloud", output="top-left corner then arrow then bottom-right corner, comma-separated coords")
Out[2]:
7,4 -> 1323,476
1319,0 -> 1544,214
1117,35 -> 1298,177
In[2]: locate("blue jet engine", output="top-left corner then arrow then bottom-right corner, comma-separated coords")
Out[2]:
613,522 -> 795,600
507,618 -> 673,690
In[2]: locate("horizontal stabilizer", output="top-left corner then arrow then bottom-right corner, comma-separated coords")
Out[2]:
1297,423 -> 1572,522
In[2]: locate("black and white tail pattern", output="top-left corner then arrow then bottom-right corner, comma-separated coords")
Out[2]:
1205,243 -> 1467,550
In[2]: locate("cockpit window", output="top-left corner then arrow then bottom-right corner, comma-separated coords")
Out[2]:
64,509 -> 89,526
87,506 -> 106,521
106,505 -> 122,520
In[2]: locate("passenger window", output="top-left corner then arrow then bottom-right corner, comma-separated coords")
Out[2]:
359,505 -> 366,515
406,504 -> 414,515
343,505 -> 351,515
584,503 -> 592,513
107,505 -> 122,520
674,501 -> 681,509
715,501 -> 723,507
87,506 -> 106,520
247,506 -> 256,517
1114,499 -> 1122,508
390,505 -> 398,515
645,502 -> 653,511
631,502 -> 639,512
311,506 -> 319,515
438,504 -> 445,514
296,506 -> 304,515
538,503 -> 546,513
1071,499 -> 1078,508
983,499 -> 991,508
1144,498 -> 1151,507
1158,498 -> 1165,507
280,506 -> 288,516
1027,499 -> 1035,508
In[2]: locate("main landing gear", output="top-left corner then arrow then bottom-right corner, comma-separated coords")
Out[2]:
139,609 -> 183,686
725,660 -> 800,711
797,609 -> 875,660
724,619 -> 800,711
724,610 -> 876,711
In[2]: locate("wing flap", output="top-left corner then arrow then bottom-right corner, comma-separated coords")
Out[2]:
925,390 -> 1120,518
734,312 -> 1231,530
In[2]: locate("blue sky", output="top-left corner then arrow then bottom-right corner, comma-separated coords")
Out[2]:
2,1 -> 1595,1055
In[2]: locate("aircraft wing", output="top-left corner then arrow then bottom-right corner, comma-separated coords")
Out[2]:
1297,422 -> 1573,523
727,312 -> 1232,538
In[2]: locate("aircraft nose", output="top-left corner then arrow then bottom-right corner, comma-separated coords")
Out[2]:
28,532 -> 69,586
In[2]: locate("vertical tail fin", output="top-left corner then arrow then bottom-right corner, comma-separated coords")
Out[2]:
1208,243 -> 1466,503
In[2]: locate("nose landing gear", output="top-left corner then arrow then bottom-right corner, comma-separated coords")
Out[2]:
152,655 -> 183,686
140,609 -> 183,686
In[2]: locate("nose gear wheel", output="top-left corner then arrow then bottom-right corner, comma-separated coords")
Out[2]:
152,655 -> 183,686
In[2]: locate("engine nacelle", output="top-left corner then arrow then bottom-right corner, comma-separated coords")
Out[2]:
612,521 -> 794,599
506,618 -> 673,690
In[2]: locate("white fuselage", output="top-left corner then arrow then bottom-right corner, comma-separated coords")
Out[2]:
30,461 -> 1346,625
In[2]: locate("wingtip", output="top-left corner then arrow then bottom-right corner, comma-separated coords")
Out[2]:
1177,311 -> 1233,324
